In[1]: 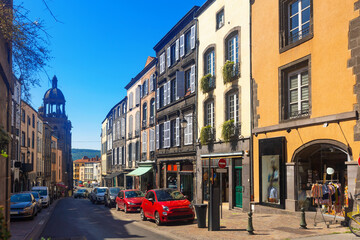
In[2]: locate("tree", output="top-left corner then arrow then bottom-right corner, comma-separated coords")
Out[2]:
0,1 -> 51,101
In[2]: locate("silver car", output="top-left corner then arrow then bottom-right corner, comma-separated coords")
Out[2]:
89,187 -> 108,204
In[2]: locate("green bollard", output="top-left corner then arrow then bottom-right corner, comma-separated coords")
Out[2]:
247,211 -> 254,234
300,207 -> 307,229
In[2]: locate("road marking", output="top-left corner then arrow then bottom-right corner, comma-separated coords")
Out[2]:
39,220 -> 45,225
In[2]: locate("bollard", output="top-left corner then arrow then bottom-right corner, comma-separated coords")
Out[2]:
247,211 -> 254,234
300,207 -> 307,229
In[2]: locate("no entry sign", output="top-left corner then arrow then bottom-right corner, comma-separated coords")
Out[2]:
218,159 -> 227,168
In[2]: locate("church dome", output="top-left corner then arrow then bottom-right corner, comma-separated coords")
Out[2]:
43,76 -> 66,104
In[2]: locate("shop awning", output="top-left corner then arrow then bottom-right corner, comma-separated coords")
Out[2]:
127,166 -> 152,176
104,172 -> 122,179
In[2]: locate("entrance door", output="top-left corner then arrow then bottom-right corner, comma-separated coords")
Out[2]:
235,167 -> 243,208
180,174 -> 193,201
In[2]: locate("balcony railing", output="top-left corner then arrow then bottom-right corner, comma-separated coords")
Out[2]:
288,25 -> 310,45
223,61 -> 240,83
200,126 -> 216,145
128,132 -> 132,139
289,108 -> 310,119
142,120 -> 147,129
221,120 -> 241,142
149,116 -> 154,126
135,130 -> 140,137
201,74 -> 216,93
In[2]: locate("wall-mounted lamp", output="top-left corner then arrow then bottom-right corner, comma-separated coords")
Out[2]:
181,118 -> 188,129
254,133 -> 258,137
323,122 -> 329,128
286,128 -> 291,133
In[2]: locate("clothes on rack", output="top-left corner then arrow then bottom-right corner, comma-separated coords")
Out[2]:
311,182 -> 342,213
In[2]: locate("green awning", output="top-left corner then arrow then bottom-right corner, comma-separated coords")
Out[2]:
127,166 -> 152,176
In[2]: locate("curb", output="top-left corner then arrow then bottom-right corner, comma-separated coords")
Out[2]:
25,198 -> 60,240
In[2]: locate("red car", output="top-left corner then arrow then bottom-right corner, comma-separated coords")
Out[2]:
115,189 -> 144,213
140,189 -> 194,225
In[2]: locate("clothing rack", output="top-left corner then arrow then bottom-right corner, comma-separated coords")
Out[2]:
311,181 -> 341,228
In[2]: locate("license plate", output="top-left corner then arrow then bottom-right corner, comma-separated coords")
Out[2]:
10,211 -> 18,215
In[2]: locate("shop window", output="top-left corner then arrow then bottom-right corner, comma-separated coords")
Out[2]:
259,137 -> 286,208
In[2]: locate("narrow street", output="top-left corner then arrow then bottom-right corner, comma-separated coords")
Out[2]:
40,198 -> 173,240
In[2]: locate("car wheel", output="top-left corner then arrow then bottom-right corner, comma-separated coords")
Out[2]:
155,212 -> 162,226
35,206 -> 38,216
124,204 -> 128,213
116,203 -> 119,211
140,208 -> 147,221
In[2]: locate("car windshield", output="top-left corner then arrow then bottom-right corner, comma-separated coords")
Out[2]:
125,191 -> 144,198
110,188 -> 120,194
11,194 -> 31,202
33,189 -> 47,196
155,189 -> 185,201
97,189 -> 107,193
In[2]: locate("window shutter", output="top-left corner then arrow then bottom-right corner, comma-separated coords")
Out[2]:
188,114 -> 193,145
144,131 -> 147,152
142,132 -> 147,153
150,128 -> 154,152
180,34 -> 185,57
121,118 -> 125,138
156,88 -> 160,109
176,117 -> 180,146
190,65 -> 195,93
164,84 -> 168,106
135,111 -> 140,132
160,53 -> 165,73
140,84 -> 143,99
119,147 -> 122,165
156,125 -> 159,150
150,75 -> 154,92
164,121 -> 170,148
176,71 -> 185,100
129,93 -> 133,109
167,81 -> 171,104
132,143 -> 136,163
175,39 -> 179,61
167,47 -> 171,68
145,79 -> 149,95
190,25 -> 195,50
136,86 -> 140,105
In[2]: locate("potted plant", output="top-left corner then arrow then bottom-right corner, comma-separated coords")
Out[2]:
200,125 -> 213,145
221,119 -> 235,142
0,127 -> 9,158
200,74 -> 213,93
222,61 -> 237,84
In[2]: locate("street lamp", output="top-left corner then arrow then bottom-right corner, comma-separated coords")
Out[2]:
180,118 -> 188,129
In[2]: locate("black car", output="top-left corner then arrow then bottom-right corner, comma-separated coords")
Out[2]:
73,189 -> 88,198
10,193 -> 38,219
104,187 -> 121,208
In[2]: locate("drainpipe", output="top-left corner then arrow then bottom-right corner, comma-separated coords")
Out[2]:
194,15 -> 199,204
249,0 -> 254,215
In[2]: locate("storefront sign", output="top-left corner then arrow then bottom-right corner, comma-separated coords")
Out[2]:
218,159 -> 226,168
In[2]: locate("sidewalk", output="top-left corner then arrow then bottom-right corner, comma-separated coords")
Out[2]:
10,199 -> 58,240
115,202 -> 353,240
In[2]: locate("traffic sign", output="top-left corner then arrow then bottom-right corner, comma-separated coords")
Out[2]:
218,159 -> 226,168
358,156 -> 360,167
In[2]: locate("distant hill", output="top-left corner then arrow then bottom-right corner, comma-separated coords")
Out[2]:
72,149 -> 101,161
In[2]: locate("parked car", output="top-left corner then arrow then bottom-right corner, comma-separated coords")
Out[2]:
140,189 -> 194,226
10,192 -> 38,219
115,189 -> 144,212
89,187 -> 108,204
73,189 -> 89,198
31,186 -> 50,207
104,187 -> 121,208
24,191 -> 42,214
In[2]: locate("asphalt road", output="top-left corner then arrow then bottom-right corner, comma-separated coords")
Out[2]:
40,197 -> 173,240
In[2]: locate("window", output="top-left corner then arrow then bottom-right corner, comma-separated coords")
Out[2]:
227,35 -> 239,63
142,103 -> 147,128
160,52 -> 165,74
170,43 -> 176,66
184,113 -> 193,145
32,114 -> 35,128
159,86 -> 164,108
129,92 -> 133,110
206,101 -> 214,127
185,69 -> 191,92
128,143 -> 132,163
280,0 -> 312,49
159,123 -> 164,149
288,69 -> 309,118
128,115 -> 133,138
289,0 -> 310,44
21,110 -> 25,123
206,50 -> 215,77
216,9 -> 224,30
27,116 -> 30,126
227,92 -> 239,124
185,30 -> 191,55
150,98 -> 155,125
171,120 -> 176,147
118,107 -> 120,117
280,58 -> 310,120
21,132 -> 25,146
32,131 -> 35,149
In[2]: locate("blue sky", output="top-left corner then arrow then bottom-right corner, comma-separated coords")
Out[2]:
18,0 -> 206,150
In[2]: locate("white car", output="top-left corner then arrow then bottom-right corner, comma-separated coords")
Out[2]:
89,187 -> 108,204
32,186 -> 50,207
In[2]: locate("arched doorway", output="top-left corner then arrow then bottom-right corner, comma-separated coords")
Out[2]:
293,140 -> 350,211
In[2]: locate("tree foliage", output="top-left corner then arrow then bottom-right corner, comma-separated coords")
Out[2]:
0,1 -> 51,101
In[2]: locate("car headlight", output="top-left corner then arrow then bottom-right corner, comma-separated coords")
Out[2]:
128,202 -> 136,205
162,206 -> 169,211
24,206 -> 32,212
